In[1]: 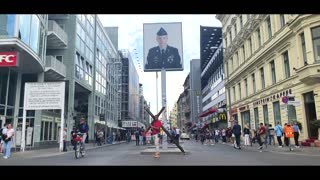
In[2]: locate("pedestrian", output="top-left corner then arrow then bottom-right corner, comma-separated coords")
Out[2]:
143,130 -> 147,145
214,128 -> 220,143
268,124 -> 275,146
232,121 -> 242,149
135,129 -> 140,146
175,127 -> 180,144
78,118 -> 89,149
151,115 -> 162,158
265,123 -> 269,145
221,128 -> 226,144
2,122 -> 14,159
0,123 -> 6,154
243,124 -> 250,146
257,123 -> 266,150
71,127 -> 77,150
63,127 -> 67,152
284,122 -> 294,151
274,121 -> 283,147
97,129 -> 104,146
293,121 -> 300,148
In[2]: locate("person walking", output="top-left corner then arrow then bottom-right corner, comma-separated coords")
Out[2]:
274,121 -> 283,147
232,121 -> 242,149
293,121 -> 300,148
243,124 -> 250,146
2,122 -> 14,159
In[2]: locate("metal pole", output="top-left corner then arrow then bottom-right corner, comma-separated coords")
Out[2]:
161,68 -> 168,149
59,82 -> 65,152
4,68 -> 11,117
21,83 -> 28,152
156,72 -> 158,113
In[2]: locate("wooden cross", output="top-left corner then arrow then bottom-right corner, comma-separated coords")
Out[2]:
144,106 -> 185,154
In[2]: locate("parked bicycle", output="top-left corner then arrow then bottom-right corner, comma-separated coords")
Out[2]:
74,132 -> 85,159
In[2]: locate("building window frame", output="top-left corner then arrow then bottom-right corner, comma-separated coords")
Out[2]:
263,104 -> 269,125
280,14 -> 286,28
311,26 -> 320,62
257,28 -> 262,47
267,16 -> 272,39
283,51 -> 290,79
260,67 -> 265,89
270,60 -> 276,85
252,73 -> 256,93
273,101 -> 281,125
300,32 -> 308,65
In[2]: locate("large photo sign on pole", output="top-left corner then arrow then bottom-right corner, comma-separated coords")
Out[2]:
143,22 -> 183,72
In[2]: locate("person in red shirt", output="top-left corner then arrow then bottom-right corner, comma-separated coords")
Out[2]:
151,115 -> 162,158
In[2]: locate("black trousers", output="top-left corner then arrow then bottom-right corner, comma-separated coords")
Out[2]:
63,140 -> 67,152
284,137 -> 289,146
235,135 -> 241,147
136,136 -> 139,146
294,132 -> 299,146
277,136 -> 283,146
176,134 -> 180,144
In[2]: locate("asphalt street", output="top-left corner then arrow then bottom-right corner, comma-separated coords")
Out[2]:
1,140 -> 320,165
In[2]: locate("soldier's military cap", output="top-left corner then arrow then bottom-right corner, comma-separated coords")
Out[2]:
157,27 -> 167,36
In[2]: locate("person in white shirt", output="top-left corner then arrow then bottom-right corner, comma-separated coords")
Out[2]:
2,122 -> 14,159
175,127 -> 180,144
63,128 -> 67,152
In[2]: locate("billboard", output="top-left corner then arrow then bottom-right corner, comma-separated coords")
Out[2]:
0,52 -> 18,67
143,22 -> 183,72
24,82 -> 65,110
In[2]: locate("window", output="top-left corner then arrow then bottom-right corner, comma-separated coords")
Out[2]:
235,52 -> 239,68
240,15 -> 243,28
267,16 -> 272,39
244,78 -> 248,97
263,105 -> 269,125
234,23 -> 237,35
254,108 -> 259,130
229,31 -> 232,43
288,105 -> 297,122
283,51 -> 290,78
280,14 -> 286,28
311,26 -> 320,62
230,58 -> 233,73
300,33 -> 308,65
238,82 -> 241,100
273,101 -> 281,125
252,73 -> 256,93
257,28 -> 262,47
260,67 -> 265,89
270,60 -> 276,84
242,45 -> 246,62
55,55 -> 63,62
249,37 -> 253,56
233,86 -> 236,102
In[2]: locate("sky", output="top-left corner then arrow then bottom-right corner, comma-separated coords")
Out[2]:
98,15 -> 222,116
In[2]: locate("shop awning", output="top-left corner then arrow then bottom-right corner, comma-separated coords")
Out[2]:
198,108 -> 218,117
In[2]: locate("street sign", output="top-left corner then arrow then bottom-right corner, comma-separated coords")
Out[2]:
288,101 -> 301,106
282,96 -> 288,104
280,104 -> 287,110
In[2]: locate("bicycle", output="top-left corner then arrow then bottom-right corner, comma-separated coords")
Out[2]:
74,133 -> 85,159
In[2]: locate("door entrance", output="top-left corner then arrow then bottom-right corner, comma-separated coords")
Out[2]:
304,91 -> 318,138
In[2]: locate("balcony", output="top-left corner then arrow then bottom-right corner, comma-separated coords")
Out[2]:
296,62 -> 320,85
44,56 -> 66,81
47,20 -> 68,49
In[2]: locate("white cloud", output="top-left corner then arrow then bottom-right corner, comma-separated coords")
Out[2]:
98,15 -> 221,115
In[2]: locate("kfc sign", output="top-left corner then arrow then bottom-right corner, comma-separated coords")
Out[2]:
0,52 -> 18,67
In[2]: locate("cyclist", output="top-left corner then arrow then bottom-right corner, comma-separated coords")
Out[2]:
78,118 -> 89,150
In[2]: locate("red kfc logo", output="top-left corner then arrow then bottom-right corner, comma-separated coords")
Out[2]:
0,52 -> 18,67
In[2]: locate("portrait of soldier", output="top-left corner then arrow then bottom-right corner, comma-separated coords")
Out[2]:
145,27 -> 182,70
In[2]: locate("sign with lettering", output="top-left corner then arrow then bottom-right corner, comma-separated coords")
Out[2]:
253,89 -> 292,107
0,52 -> 18,67
25,82 -> 65,110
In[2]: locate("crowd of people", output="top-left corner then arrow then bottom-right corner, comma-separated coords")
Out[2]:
192,121 -> 301,151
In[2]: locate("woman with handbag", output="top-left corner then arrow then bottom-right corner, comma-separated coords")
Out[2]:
2,122 -> 14,159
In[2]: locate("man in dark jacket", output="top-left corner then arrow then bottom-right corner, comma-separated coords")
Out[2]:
78,118 -> 89,149
232,121 -> 242,149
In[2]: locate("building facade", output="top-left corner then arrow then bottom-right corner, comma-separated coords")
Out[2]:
119,50 -> 140,130
169,103 -> 178,128
199,26 -> 227,128
217,14 -> 320,140
0,14 -> 122,149
190,59 -> 202,124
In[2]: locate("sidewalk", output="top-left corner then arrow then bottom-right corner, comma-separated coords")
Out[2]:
8,141 -> 127,160
222,141 -> 320,155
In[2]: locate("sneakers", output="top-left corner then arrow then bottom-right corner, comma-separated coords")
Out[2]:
3,156 -> 8,159
295,146 -> 300,148
257,146 -> 263,150
278,146 -> 283,148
